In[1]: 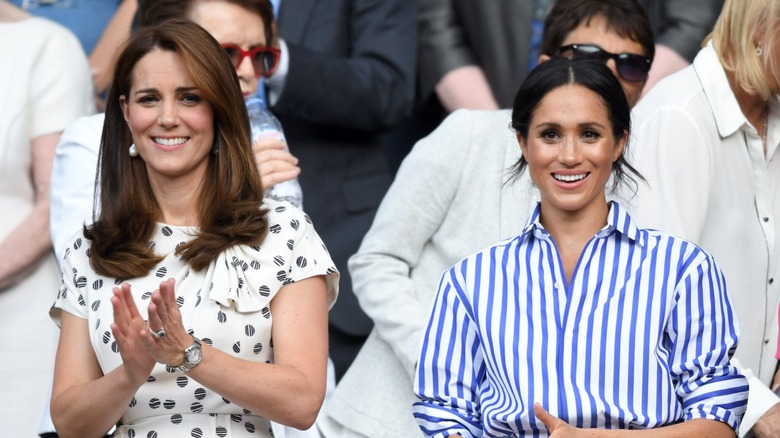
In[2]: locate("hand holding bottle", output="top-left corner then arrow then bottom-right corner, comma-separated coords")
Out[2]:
246,97 -> 304,208
252,137 -> 301,191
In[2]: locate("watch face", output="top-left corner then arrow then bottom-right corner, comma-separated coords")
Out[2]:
186,344 -> 202,365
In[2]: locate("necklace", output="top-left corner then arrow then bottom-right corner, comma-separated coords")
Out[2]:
762,107 -> 769,155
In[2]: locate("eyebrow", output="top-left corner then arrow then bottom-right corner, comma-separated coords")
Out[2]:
134,86 -> 200,95
535,121 -> 609,130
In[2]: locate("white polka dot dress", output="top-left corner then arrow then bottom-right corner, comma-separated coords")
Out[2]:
52,200 -> 339,437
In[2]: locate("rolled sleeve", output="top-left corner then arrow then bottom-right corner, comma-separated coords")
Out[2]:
413,267 -> 483,437
670,252 -> 749,432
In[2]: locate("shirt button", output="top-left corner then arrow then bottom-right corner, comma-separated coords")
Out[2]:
770,278 -> 775,285
764,217 -> 770,222
554,282 -> 561,289
764,338 -> 771,344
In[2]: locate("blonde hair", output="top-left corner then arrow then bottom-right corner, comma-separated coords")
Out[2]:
706,0 -> 780,100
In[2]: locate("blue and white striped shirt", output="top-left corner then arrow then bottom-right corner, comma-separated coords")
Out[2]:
413,202 -> 748,437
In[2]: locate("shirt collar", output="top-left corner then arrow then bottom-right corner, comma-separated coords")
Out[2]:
523,201 -> 644,246
693,42 -> 748,138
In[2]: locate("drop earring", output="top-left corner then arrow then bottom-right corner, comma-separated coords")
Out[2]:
756,44 -> 763,56
129,144 -> 138,157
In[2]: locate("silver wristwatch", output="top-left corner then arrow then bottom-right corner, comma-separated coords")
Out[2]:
175,336 -> 202,372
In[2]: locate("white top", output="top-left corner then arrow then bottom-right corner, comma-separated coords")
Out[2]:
414,203 -> 747,437
0,16 -> 92,437
50,113 -> 104,263
52,199 -> 339,437
623,41 -> 780,432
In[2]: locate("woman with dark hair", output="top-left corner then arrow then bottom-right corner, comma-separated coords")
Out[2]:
412,57 -> 747,437
49,20 -> 338,438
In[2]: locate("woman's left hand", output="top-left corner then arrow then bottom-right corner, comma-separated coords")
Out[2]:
534,403 -> 594,437
141,278 -> 192,367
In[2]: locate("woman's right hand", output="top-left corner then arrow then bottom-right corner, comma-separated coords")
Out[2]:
253,138 -> 301,189
111,283 -> 156,387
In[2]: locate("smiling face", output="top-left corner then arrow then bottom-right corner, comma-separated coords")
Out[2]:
519,84 -> 626,222
120,49 -> 215,190
559,15 -> 647,107
189,1 -> 268,98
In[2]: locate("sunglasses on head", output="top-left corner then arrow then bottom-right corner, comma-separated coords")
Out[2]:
557,44 -> 651,83
221,44 -> 281,78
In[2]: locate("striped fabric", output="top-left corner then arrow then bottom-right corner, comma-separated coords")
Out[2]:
413,202 -> 748,438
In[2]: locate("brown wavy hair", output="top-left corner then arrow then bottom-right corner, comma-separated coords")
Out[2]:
86,19 -> 268,279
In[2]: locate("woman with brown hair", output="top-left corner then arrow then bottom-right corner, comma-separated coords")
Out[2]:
49,19 -> 338,438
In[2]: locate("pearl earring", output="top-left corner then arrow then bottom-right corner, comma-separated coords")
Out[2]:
129,144 -> 138,157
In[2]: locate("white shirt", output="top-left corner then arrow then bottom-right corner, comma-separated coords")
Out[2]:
50,113 -> 104,263
413,202 -> 748,437
623,42 -> 780,432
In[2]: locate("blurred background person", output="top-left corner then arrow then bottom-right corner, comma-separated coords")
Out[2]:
622,0 -> 780,436
11,0 -> 139,109
267,0 -> 416,382
0,0 -> 93,436
384,0 -> 723,174
50,20 -> 338,437
318,1 -> 656,436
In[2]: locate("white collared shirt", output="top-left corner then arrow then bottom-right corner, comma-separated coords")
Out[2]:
623,41 -> 780,432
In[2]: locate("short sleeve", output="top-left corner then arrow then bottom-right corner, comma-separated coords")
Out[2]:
50,233 -> 93,326
281,204 -> 340,309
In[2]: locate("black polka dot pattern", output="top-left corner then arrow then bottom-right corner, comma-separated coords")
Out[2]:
50,201 -> 336,436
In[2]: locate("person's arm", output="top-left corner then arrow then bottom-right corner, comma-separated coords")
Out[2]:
639,0 -> 723,96
417,0 -> 497,111
146,277 -> 329,429
51,288 -> 156,438
89,0 -> 138,106
641,44 -> 690,97
271,0 -> 416,132
348,110 -> 476,376
0,132 -> 58,289
412,266 -> 484,438
434,66 -> 499,112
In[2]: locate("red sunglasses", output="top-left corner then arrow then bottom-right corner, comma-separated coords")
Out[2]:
220,44 -> 281,78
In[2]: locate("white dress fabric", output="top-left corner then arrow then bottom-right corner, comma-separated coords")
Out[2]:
52,200 -> 339,437
0,16 -> 91,437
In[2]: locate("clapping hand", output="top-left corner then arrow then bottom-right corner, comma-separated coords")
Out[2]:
111,283 -> 156,387
111,279 -> 192,383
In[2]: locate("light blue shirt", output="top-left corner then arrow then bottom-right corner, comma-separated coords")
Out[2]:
413,202 -> 748,437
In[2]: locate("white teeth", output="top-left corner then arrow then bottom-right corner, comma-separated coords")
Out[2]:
553,173 -> 587,182
153,137 -> 188,146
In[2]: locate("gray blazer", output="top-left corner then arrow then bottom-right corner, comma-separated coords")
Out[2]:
318,110 -> 537,437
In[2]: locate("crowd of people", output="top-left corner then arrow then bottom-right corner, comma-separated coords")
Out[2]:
1,0 -> 778,437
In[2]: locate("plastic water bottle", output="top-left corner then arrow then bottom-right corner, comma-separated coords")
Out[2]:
246,97 -> 303,209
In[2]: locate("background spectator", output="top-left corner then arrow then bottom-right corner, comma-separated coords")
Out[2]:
0,1 -> 93,436
622,0 -> 780,435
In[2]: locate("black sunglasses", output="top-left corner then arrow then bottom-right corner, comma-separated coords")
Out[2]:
557,44 -> 652,83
